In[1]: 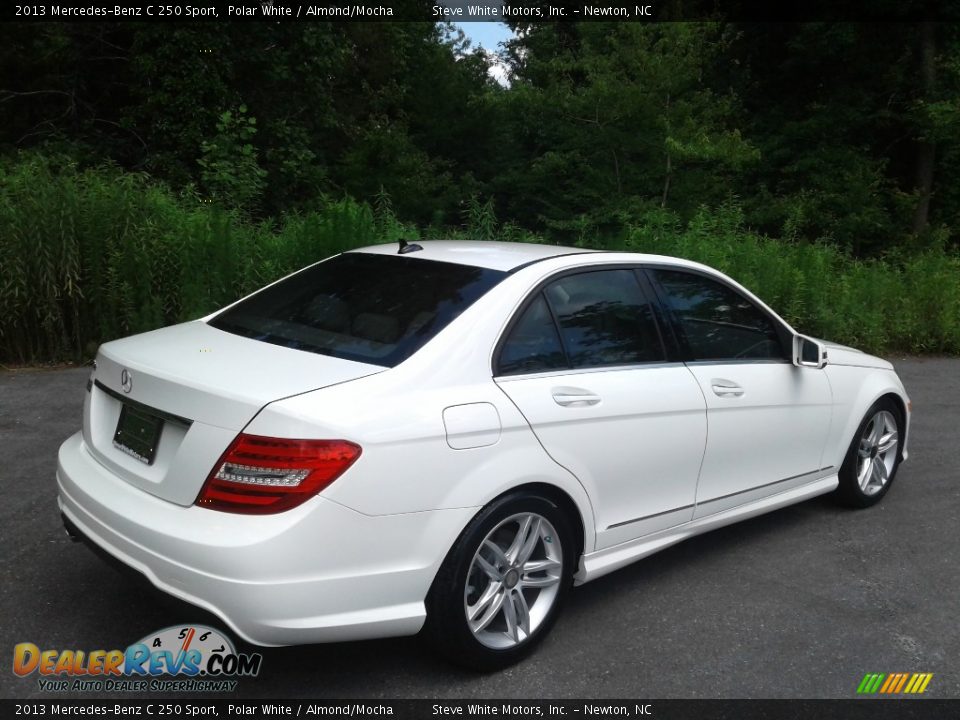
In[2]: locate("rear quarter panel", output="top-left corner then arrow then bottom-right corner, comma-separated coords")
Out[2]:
242,277 -> 599,553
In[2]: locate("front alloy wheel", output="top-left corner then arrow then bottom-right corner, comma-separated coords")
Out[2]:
426,493 -> 575,670
856,410 -> 899,496
836,398 -> 903,508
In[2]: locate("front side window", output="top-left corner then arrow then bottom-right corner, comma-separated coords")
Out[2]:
652,269 -> 786,361
497,268 -> 665,375
210,253 -> 507,367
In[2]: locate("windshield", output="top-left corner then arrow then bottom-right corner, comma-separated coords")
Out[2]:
209,252 -> 507,367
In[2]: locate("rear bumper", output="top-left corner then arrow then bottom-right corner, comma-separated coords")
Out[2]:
57,432 -> 477,646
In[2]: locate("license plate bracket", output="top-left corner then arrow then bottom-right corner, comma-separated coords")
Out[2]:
113,403 -> 164,465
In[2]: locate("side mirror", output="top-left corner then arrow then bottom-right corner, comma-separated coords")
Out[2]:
793,335 -> 828,369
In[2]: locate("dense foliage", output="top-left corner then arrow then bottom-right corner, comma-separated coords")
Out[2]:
2,159 -> 957,363
1,20 -> 959,361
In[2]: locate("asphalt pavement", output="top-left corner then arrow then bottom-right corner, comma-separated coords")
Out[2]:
1,358 -> 957,699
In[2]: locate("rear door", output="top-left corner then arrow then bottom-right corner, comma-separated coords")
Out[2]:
646,267 -> 833,517
494,268 -> 707,550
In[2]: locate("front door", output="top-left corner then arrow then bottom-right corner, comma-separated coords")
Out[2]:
647,268 -> 833,518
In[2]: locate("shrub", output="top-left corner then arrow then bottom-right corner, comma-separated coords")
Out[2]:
1,160 -> 957,363
623,203 -> 960,355
0,157 -> 390,362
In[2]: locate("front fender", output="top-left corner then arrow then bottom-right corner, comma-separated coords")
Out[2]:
822,365 -> 910,469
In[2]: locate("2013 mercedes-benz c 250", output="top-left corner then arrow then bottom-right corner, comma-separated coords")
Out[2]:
57,240 -> 910,669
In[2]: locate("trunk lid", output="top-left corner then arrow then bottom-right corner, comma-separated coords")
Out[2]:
84,320 -> 383,506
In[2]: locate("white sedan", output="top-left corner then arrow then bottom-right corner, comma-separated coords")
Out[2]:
57,240 -> 910,669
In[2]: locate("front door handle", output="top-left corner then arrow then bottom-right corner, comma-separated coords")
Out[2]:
551,387 -> 601,407
711,379 -> 744,397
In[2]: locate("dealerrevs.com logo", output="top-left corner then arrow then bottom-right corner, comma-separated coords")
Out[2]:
13,625 -> 263,693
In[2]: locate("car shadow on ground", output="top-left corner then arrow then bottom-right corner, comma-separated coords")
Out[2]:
119,495 -> 841,693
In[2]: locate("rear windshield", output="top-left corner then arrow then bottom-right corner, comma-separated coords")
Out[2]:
209,252 -> 507,367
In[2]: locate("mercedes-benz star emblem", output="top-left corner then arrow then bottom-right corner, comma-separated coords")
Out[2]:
121,369 -> 133,394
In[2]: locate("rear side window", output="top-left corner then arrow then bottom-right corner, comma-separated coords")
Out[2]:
497,295 -> 567,375
210,253 -> 507,367
545,270 -> 665,368
652,269 -> 786,361
497,268 -> 665,375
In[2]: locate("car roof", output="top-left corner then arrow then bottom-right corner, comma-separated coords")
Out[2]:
349,240 -> 603,272
349,240 -> 720,277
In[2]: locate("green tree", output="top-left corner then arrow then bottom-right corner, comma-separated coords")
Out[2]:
497,23 -> 757,238
197,105 -> 267,211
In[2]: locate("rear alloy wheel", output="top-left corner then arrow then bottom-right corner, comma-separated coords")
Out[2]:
465,512 -> 564,649
426,493 -> 574,670
836,399 -> 903,508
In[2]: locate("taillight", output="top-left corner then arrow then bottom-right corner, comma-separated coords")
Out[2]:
196,434 -> 361,514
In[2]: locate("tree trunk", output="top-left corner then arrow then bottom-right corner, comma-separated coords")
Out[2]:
611,149 -> 622,196
661,152 -> 672,209
661,93 -> 672,208
912,21 -> 936,234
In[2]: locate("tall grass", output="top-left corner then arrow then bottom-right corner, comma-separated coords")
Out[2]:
0,158 -> 393,362
623,202 -> 960,355
1,160 -> 958,363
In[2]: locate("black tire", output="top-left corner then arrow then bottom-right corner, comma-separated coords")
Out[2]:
835,397 -> 903,508
424,491 -> 576,671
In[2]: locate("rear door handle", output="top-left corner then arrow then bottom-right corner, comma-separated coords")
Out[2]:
551,387 -> 601,407
711,380 -> 744,397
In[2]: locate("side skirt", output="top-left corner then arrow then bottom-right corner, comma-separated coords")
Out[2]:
574,474 -> 839,585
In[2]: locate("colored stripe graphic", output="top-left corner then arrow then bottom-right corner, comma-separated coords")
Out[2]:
857,672 -> 933,694
857,673 -> 884,693
879,674 -> 897,693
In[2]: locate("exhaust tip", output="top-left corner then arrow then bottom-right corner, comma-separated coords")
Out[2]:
61,513 -> 83,543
